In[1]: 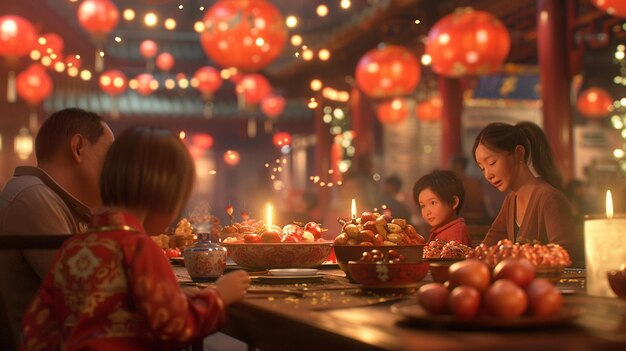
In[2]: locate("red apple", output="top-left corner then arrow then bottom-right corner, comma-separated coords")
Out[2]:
484,279 -> 528,318
304,222 -> 322,240
449,259 -> 492,293
448,286 -> 481,319
493,258 -> 536,288
261,225 -> 282,243
301,231 -> 315,242
418,283 -> 449,315
526,279 -> 562,316
282,224 -> 303,240
281,234 -> 299,243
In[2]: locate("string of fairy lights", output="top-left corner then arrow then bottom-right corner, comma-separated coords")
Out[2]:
610,44 -> 626,171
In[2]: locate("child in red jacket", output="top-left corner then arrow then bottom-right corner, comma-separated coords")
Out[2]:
413,170 -> 471,246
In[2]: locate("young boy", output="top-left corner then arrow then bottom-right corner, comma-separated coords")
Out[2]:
413,170 -> 472,246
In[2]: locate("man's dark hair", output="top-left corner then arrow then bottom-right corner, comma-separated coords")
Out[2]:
35,108 -> 105,163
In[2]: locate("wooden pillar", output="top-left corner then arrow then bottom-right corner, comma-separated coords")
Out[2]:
537,0 -> 574,182
350,87 -> 374,159
438,76 -> 463,169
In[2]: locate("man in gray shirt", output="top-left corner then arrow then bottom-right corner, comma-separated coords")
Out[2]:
0,108 -> 114,347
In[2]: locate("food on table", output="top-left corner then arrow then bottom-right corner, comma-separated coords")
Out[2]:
151,233 -> 170,249
221,221 -> 328,244
169,218 -> 197,249
417,258 -> 564,319
333,211 -> 425,246
358,249 -> 406,263
163,247 -> 181,258
467,239 -> 572,268
423,239 -> 471,259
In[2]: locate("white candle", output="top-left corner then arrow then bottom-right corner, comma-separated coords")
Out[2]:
266,203 -> 272,227
585,190 -> 626,297
351,198 -> 357,221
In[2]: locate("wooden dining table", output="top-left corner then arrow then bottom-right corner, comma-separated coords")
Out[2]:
173,265 -> 626,351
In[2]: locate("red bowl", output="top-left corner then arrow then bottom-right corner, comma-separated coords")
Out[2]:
348,261 -> 429,288
607,270 -> 626,300
220,242 -> 332,269
332,244 -> 424,281
426,258 -> 465,283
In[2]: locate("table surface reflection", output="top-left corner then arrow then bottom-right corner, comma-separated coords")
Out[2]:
173,265 -> 626,351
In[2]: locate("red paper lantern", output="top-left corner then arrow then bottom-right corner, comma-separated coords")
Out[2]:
99,69 -> 128,96
156,52 -> 175,71
16,64 -> 53,105
135,73 -> 156,96
77,0 -> 119,37
40,33 -> 64,55
0,15 -> 37,58
415,96 -> 443,122
192,133 -> 214,150
224,150 -> 241,166
376,98 -> 409,125
200,0 -> 287,71
591,0 -> 626,18
139,40 -> 158,59
65,54 -> 82,70
426,8 -> 510,77
577,87 -> 613,119
193,66 -> 222,97
272,132 -> 292,147
355,45 -> 421,99
261,94 -> 286,118
236,73 -> 271,105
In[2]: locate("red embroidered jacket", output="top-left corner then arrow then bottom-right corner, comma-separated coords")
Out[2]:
21,211 -> 226,351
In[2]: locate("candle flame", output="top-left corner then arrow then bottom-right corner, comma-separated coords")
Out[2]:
606,190 -> 614,219
351,198 -> 356,220
267,203 -> 273,227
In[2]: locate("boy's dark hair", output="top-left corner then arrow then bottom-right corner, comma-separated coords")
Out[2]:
412,170 -> 465,214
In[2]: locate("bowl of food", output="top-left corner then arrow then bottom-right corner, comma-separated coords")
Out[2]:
220,242 -> 333,269
333,244 -> 424,281
348,250 -> 429,289
426,258 -> 466,283
607,268 -> 626,300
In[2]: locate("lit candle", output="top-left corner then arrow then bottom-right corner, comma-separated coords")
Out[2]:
351,198 -> 357,223
584,190 -> 626,297
606,190 -> 613,219
261,202 -> 281,243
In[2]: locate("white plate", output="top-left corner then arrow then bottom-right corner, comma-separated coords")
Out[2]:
268,268 -> 319,277
253,275 -> 324,284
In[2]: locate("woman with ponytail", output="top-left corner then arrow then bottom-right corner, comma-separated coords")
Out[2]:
473,121 -> 580,261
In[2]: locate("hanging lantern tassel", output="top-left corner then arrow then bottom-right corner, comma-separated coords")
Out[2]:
146,59 -> 154,73
95,42 -> 104,73
203,100 -> 213,119
28,108 -> 38,132
247,118 -> 257,138
264,119 -> 273,134
7,71 -> 17,103
110,97 -> 119,119
237,91 -> 246,110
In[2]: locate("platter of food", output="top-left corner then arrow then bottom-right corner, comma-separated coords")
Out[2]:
391,300 -> 580,329
252,275 -> 324,284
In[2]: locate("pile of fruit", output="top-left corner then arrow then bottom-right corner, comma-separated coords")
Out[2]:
222,221 -> 326,243
417,258 -> 563,319
467,239 -> 572,268
423,239 -> 472,259
333,211 -> 425,246
359,249 -> 406,264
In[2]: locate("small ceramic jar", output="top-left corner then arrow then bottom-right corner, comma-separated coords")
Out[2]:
183,233 -> 227,281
